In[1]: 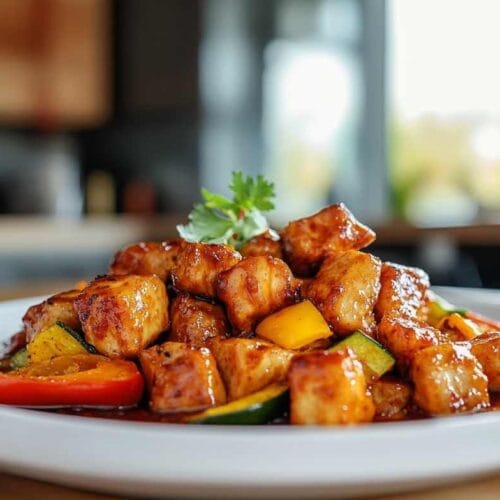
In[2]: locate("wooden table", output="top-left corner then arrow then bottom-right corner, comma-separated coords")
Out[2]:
1,283 -> 499,499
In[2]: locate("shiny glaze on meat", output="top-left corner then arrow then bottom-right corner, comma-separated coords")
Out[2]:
281,203 -> 376,276
210,337 -> 294,400
74,275 -> 169,358
216,255 -> 298,334
23,289 -> 81,342
109,240 -> 185,281
169,293 -> 229,348
470,332 -> 500,391
304,250 -> 381,336
288,348 -> 375,425
410,343 -> 490,415
171,242 -> 241,298
378,315 -> 442,367
375,262 -> 429,321
240,230 -> 283,259
139,341 -> 226,413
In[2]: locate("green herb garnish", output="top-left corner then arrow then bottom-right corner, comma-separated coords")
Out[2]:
177,171 -> 275,249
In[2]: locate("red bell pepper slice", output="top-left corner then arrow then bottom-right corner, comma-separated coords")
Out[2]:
0,354 -> 144,407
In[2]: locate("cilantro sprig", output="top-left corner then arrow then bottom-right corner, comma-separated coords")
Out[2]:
177,172 -> 275,249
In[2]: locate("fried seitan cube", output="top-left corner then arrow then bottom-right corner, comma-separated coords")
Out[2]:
240,230 -> 283,259
109,240 -> 184,281
375,262 -> 429,320
23,289 -> 81,343
377,315 -> 442,367
210,337 -> 294,400
410,343 -> 490,415
280,203 -> 376,276
288,348 -> 375,425
304,250 -> 381,336
470,332 -> 500,391
216,255 -> 298,334
171,242 -> 241,298
371,376 -> 412,421
170,293 -> 229,348
74,275 -> 169,358
140,341 -> 226,413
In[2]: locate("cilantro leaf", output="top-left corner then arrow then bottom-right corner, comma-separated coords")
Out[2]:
177,171 -> 275,249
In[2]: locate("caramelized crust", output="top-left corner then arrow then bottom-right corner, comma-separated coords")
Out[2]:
171,242 -> 241,298
210,337 -> 294,400
375,262 -> 429,321
140,341 -> 226,413
410,343 -> 490,415
240,230 -> 283,259
371,376 -> 412,421
470,332 -> 500,391
23,289 -> 81,343
216,256 -> 298,334
74,275 -> 169,358
377,315 -> 442,367
281,203 -> 376,276
305,250 -> 381,336
170,293 -> 229,348
109,240 -> 184,281
288,348 -> 375,425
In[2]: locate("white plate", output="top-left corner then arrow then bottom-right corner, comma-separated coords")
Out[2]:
0,287 -> 499,498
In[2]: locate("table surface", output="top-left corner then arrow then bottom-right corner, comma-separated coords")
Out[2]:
1,282 -> 499,499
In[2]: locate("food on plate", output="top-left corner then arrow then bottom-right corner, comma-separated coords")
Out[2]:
23,288 -> 81,343
216,255 -> 297,334
210,337 -> 294,400
328,330 -> 395,380
410,343 -> 490,415
281,203 -> 376,276
27,322 -> 96,364
139,342 -> 226,413
109,240 -> 184,281
74,274 -> 169,358
171,242 -> 241,298
304,250 -> 381,336
288,349 -> 375,425
240,229 -> 283,259
0,354 -> 143,407
169,293 -> 229,348
255,300 -> 332,350
1,171 -> 499,426
371,377 -> 412,420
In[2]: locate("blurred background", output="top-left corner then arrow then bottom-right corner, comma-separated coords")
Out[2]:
1,0 -> 500,296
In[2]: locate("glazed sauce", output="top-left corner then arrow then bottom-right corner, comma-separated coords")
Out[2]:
2,331 -> 499,424
47,396 -> 500,424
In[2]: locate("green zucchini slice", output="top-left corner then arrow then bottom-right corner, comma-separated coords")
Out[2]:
27,322 -> 96,364
330,330 -> 395,379
10,347 -> 29,370
56,322 -> 97,354
426,291 -> 467,325
188,383 -> 288,425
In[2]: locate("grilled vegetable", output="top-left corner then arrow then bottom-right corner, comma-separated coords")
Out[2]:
27,322 -> 95,365
256,300 -> 332,350
427,291 -> 467,326
10,348 -> 29,369
329,330 -> 395,379
438,313 -> 481,341
188,383 -> 288,424
0,354 -> 144,407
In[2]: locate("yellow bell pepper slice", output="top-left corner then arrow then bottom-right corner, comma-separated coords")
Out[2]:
256,300 -> 332,349
438,313 -> 482,341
